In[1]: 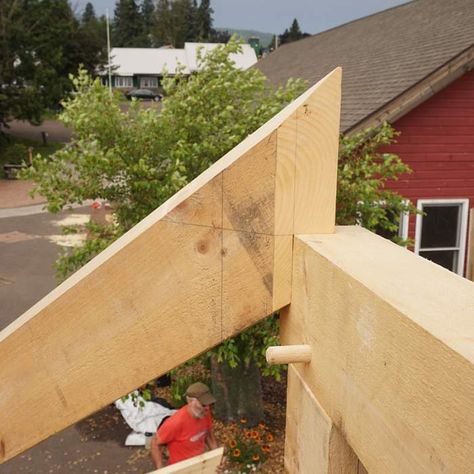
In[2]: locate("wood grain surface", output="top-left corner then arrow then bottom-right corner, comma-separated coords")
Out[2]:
0,69 -> 342,463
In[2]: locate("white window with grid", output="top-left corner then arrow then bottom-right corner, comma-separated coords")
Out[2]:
115,76 -> 133,88
415,199 -> 469,275
140,76 -> 158,88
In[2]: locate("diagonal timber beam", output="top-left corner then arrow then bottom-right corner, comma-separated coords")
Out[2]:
0,68 -> 342,463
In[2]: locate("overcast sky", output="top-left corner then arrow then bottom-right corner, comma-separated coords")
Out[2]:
72,0 -> 410,35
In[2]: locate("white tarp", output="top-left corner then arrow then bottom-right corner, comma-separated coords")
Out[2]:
115,391 -> 176,445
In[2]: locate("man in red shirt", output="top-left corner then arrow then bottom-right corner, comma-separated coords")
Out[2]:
150,382 -> 218,468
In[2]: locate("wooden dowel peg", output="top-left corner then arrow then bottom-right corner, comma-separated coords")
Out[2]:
266,345 -> 312,365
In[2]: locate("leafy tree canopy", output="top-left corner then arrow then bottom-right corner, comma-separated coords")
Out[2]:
82,2 -> 96,24
79,3 -> 107,73
279,18 -> 310,45
25,39 -> 414,415
141,0 -> 155,45
152,0 -> 228,47
26,38 -> 307,245
112,0 -> 147,47
0,0 -> 106,132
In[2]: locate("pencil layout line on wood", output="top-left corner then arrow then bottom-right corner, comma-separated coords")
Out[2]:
0,68 -> 342,463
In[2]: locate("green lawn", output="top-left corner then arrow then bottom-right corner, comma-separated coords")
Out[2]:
0,135 -> 63,178
41,109 -> 60,121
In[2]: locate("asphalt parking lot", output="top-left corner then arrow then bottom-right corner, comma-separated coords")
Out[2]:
0,187 -> 156,473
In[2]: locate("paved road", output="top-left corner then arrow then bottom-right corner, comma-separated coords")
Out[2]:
0,207 -> 91,329
0,201 -> 156,473
7,101 -> 161,145
1,108 -> 163,472
7,120 -> 72,143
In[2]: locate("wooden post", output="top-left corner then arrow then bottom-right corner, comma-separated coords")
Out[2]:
0,68 -> 342,463
281,226 -> 474,473
266,344 -> 312,364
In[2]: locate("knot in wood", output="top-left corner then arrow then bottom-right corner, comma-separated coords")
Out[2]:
196,240 -> 209,254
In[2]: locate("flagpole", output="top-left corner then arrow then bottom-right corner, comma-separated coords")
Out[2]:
106,8 -> 112,95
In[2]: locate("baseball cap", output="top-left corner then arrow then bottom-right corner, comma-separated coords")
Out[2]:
185,382 -> 216,405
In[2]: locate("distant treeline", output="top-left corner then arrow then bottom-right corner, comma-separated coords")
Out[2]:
111,0 -> 230,48
0,0 -> 309,130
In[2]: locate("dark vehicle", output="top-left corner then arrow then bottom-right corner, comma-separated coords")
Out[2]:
126,89 -> 162,101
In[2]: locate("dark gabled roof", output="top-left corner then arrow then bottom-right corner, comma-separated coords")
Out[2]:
256,0 -> 474,133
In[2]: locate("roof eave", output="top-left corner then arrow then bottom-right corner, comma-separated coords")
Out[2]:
346,44 -> 474,135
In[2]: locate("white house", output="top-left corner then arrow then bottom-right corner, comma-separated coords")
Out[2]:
107,43 -> 258,90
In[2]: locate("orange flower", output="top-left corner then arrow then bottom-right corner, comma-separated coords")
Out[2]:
233,448 -> 241,457
229,439 -> 237,448
245,430 -> 253,439
258,422 -> 266,429
255,435 -> 261,442
262,444 -> 271,452
266,433 -> 274,442
252,454 -> 260,462
240,417 -> 247,424
251,430 -> 259,439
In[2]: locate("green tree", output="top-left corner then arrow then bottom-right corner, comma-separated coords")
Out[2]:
26,38 -> 306,247
279,18 -> 310,45
196,0 -> 212,40
172,0 -> 195,47
210,28 -> 230,43
0,0 -> 102,134
188,0 -> 199,40
151,0 -> 226,47
112,0 -> 146,47
152,0 -> 196,48
152,0 -> 173,46
337,124 -> 415,243
24,40 -> 305,422
0,0 -> 40,129
82,2 -> 96,24
79,3 -> 107,74
25,39 -> 413,423
141,0 -> 155,47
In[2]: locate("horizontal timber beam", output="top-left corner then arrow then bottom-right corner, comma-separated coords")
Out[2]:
282,226 -> 474,473
149,447 -> 223,473
0,69 -> 342,463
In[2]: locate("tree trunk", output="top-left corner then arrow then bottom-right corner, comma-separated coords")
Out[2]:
210,356 -> 264,426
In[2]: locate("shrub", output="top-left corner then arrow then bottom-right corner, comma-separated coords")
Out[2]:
1,143 -> 29,165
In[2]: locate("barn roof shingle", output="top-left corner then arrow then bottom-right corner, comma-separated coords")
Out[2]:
256,0 -> 474,132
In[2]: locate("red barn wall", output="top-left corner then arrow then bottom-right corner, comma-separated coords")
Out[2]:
383,70 -> 474,243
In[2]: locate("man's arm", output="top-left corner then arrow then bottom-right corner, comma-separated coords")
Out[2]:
206,428 -> 218,450
151,435 -> 165,469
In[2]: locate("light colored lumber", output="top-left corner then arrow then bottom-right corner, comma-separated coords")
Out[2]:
149,447 -> 224,473
281,226 -> 474,474
0,68 -> 342,463
467,208 -> 474,281
327,427 -> 359,474
293,72 -> 341,234
272,235 -> 293,310
284,365 -> 333,474
266,344 -> 312,364
285,365 -> 359,474
357,462 -> 369,474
